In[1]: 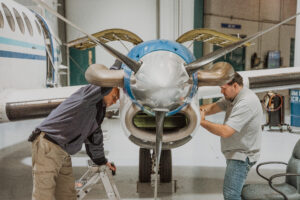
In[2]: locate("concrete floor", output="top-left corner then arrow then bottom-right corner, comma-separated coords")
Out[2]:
0,112 -> 300,200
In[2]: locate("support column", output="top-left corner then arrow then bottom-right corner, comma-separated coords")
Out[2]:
193,0 -> 204,59
294,0 -> 300,67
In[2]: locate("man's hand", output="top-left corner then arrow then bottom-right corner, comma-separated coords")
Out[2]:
106,162 -> 116,175
200,108 -> 206,122
200,103 -> 222,116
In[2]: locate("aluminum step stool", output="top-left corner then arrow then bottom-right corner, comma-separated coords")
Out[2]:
76,160 -> 121,200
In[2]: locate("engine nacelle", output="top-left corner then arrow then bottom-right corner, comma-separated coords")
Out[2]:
120,92 -> 200,149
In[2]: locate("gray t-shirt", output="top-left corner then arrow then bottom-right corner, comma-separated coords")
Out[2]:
216,87 -> 263,162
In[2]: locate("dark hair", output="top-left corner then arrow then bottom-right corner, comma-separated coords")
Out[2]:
227,72 -> 243,86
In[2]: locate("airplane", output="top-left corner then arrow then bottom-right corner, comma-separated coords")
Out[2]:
32,1 -> 300,199
2,0 -> 300,199
0,0 -> 61,90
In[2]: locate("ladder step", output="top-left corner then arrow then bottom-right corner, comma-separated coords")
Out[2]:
76,162 -> 121,200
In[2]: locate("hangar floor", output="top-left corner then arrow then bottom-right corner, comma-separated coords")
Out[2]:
0,112 -> 299,200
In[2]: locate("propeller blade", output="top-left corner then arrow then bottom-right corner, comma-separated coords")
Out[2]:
32,0 -> 141,73
85,64 -> 124,87
153,109 -> 168,200
185,12 -> 300,75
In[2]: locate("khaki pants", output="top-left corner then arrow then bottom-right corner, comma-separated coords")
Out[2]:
32,132 -> 76,200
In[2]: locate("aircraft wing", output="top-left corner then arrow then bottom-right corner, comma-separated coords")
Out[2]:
0,85 -> 122,123
198,67 -> 300,99
0,86 -> 82,123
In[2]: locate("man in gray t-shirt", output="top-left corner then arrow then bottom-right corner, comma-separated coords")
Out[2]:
200,72 -> 263,200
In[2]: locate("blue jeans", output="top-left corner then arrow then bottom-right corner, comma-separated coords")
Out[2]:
223,158 -> 256,200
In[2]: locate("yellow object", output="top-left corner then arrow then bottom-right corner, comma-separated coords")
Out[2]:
176,28 -> 252,47
67,28 -> 143,50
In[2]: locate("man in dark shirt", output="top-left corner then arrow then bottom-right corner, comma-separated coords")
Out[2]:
30,60 -> 122,200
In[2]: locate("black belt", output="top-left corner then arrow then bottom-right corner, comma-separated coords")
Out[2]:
44,134 -> 59,146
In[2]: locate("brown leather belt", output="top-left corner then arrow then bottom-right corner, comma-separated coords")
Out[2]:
43,133 -> 59,146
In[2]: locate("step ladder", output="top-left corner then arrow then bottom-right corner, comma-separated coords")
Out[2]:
76,160 -> 121,200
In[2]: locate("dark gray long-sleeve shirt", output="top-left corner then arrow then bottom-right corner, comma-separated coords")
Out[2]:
37,84 -> 112,164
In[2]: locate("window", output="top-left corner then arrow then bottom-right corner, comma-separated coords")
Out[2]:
35,20 -> 41,35
0,11 -> 4,28
2,3 -> 15,31
22,12 -> 33,36
13,8 -> 24,34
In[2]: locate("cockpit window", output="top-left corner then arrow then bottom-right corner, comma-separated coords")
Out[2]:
35,20 -> 41,35
0,11 -> 4,28
13,8 -> 25,34
2,3 -> 15,32
22,12 -> 33,36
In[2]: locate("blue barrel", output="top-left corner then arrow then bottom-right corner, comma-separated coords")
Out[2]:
291,89 -> 300,127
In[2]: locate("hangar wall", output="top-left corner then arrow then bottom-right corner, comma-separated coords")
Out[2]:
14,0 -> 299,71
65,0 -> 194,68
66,0 -> 157,68
203,0 -> 297,70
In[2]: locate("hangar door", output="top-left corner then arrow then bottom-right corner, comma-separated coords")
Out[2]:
69,47 -> 95,86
